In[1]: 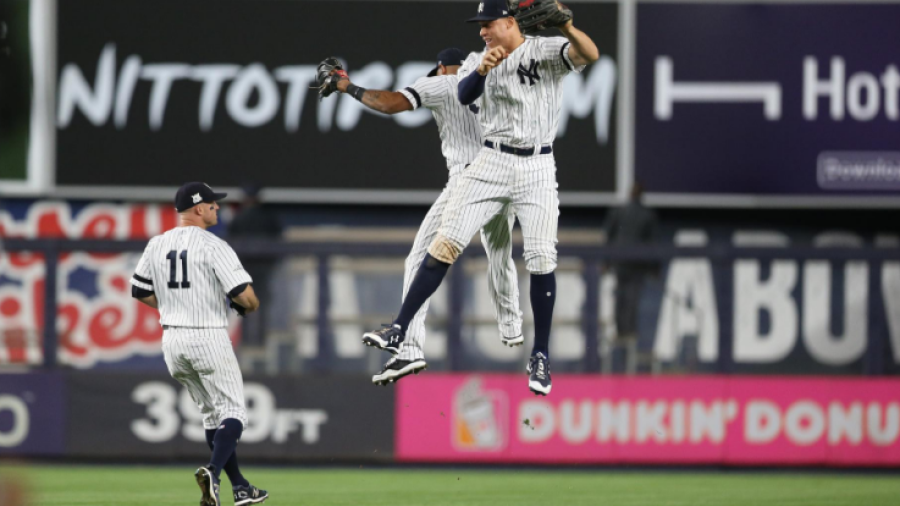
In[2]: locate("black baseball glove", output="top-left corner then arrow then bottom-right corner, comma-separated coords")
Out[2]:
513,0 -> 573,35
230,300 -> 247,317
313,57 -> 348,100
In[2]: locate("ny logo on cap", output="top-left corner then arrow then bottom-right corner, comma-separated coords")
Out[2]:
192,193 -> 202,204
478,2 -> 484,12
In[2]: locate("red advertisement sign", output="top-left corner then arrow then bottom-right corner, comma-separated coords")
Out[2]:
0,201 -> 240,367
396,375 -> 900,466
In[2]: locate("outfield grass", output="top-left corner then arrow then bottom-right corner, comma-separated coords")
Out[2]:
9,465 -> 900,506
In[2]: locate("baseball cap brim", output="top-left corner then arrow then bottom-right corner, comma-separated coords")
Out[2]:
466,13 -> 510,22
210,192 -> 228,202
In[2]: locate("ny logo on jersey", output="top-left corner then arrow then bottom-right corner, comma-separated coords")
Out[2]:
517,59 -> 540,86
468,104 -> 480,114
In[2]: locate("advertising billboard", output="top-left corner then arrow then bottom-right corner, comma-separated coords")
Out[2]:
635,2 -> 900,206
0,372 -> 65,456
54,0 -> 619,202
397,374 -> 900,465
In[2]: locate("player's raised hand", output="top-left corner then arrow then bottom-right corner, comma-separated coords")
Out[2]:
313,57 -> 349,100
478,46 -> 508,76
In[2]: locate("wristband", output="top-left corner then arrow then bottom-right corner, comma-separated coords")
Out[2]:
346,83 -> 367,101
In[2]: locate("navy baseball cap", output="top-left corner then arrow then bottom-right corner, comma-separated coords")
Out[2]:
426,48 -> 468,77
175,182 -> 227,212
467,0 -> 512,22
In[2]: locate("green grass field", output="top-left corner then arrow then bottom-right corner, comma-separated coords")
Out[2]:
8,465 -> 900,506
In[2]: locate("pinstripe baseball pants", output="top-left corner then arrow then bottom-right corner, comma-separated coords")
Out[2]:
161,327 -> 248,429
439,147 -> 559,275
399,165 -> 523,361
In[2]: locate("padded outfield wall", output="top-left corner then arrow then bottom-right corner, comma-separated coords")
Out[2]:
2,372 -> 899,466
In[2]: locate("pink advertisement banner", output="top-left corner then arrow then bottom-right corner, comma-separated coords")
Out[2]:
395,375 -> 900,466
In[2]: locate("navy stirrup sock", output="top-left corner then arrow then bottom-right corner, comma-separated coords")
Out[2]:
207,419 -> 247,485
205,428 -> 249,488
530,272 -> 556,357
394,253 -> 451,332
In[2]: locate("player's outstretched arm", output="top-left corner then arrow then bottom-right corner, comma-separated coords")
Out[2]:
336,80 -> 413,114
559,22 -> 599,66
231,284 -> 260,314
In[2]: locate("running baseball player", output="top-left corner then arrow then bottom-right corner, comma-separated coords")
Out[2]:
131,182 -> 268,506
315,48 -> 525,385
361,0 -> 599,396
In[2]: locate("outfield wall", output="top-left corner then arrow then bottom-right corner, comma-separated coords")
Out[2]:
2,372 -> 898,466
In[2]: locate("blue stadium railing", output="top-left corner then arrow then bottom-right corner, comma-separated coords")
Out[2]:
4,238 -> 897,374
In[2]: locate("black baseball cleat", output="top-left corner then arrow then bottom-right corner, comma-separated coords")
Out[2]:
501,334 -> 524,347
372,357 -> 428,386
233,484 -> 269,506
527,352 -> 552,396
194,466 -> 220,506
362,324 -> 405,355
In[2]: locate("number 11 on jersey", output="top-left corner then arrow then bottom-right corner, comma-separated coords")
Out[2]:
166,250 -> 191,289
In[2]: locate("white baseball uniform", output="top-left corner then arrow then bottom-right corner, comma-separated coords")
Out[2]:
445,36 -> 583,275
132,226 -> 252,429
396,74 -> 523,361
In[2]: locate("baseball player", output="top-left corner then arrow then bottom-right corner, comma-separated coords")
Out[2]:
131,182 -> 268,506
362,0 -> 599,396
316,48 -> 525,385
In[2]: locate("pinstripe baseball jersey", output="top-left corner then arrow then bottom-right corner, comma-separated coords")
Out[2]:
131,226 -> 252,327
459,36 -> 585,148
399,75 -> 483,169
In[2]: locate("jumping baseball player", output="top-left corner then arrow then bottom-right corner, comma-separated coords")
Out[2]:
361,0 -> 599,396
314,48 -> 525,385
131,182 -> 268,506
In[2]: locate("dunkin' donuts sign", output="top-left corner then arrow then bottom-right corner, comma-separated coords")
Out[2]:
396,375 -> 900,465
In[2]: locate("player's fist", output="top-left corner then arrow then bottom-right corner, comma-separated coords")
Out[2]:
478,46 -> 508,76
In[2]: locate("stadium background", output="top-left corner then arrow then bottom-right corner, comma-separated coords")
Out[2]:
1,0 -> 900,502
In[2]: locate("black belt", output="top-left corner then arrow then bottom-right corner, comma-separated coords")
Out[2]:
484,140 -> 552,157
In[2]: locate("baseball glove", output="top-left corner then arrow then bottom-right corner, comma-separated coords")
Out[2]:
513,0 -> 573,35
313,57 -> 349,100
230,300 -> 247,317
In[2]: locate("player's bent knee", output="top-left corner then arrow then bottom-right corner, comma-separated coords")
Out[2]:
428,234 -> 463,264
525,253 -> 557,275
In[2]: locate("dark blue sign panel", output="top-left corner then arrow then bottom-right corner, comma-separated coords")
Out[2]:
0,373 -> 65,455
55,0 -> 618,197
635,3 -> 900,199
